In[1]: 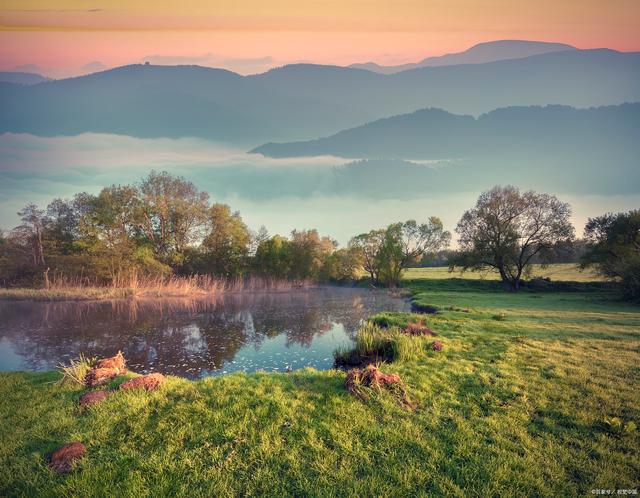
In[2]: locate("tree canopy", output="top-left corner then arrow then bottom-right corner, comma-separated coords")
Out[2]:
453,186 -> 574,290
582,209 -> 640,301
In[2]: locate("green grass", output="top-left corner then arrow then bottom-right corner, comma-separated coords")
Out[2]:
333,322 -> 429,365
0,287 -> 136,301
404,263 -> 603,282
1,268 -> 639,496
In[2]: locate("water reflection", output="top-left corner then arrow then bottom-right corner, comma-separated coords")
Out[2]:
0,288 -> 409,378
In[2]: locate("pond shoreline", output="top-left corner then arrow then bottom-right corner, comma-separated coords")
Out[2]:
0,287 -> 411,377
0,284 -> 327,302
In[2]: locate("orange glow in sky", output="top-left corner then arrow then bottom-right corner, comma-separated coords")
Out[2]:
1,0 -> 639,76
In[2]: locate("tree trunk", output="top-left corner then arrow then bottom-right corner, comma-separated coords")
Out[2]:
498,265 -> 518,292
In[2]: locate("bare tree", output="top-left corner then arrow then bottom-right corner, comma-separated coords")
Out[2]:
454,186 -> 574,291
15,203 -> 46,267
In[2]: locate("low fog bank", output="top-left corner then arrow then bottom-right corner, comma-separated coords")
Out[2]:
1,133 -> 637,244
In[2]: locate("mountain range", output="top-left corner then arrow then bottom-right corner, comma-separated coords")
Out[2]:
1,48 -> 639,146
252,103 -> 639,159
0,72 -> 50,85
350,40 -> 577,74
253,103 -> 640,196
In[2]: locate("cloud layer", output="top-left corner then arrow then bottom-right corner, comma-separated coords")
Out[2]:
1,132 -> 638,245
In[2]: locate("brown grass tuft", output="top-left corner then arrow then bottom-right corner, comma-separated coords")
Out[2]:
119,373 -> 166,392
47,442 -> 86,474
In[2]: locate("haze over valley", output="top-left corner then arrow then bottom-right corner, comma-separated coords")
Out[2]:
1,41 -> 638,241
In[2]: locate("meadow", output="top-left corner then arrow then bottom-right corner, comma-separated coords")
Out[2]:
404,263 -> 602,282
0,265 -> 638,496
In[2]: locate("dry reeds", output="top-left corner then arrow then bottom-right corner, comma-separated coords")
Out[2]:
19,271 -> 313,299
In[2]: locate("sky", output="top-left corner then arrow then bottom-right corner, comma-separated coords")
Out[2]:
1,0 -> 640,77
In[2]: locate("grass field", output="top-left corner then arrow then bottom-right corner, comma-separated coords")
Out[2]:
0,268 -> 638,496
404,263 -> 603,282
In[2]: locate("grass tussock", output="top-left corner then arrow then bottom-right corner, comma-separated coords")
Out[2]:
345,364 -> 414,408
334,323 -> 430,367
57,354 -> 96,386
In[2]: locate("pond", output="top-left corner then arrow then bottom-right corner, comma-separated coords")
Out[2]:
0,287 -> 410,378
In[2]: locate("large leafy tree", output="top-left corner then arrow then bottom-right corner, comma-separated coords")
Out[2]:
200,203 -> 251,277
349,230 -> 386,285
378,218 -> 451,287
288,229 -> 336,281
253,235 -> 292,279
135,170 -> 210,264
320,247 -> 364,282
581,209 -> 640,301
77,186 -> 151,282
454,186 -> 574,291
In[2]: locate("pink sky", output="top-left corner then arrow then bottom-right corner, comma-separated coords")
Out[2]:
1,0 -> 639,77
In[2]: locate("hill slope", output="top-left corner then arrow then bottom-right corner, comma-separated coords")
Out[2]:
350,40 -> 576,74
0,71 -> 50,85
252,103 -> 640,159
1,50 -> 639,145
252,103 -> 640,195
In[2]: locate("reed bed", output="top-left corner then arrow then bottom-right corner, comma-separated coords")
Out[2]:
0,272 -> 313,301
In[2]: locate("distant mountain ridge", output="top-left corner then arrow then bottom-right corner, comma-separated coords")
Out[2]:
0,71 -> 50,85
252,103 -> 640,159
350,40 -> 577,74
1,48 -> 639,145
253,103 -> 640,196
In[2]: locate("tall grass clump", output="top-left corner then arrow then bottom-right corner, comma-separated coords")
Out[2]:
57,353 -> 96,386
334,323 -> 426,366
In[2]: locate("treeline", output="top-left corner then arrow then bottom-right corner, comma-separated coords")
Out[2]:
419,240 -> 588,267
1,175 -> 637,300
0,171 -> 450,288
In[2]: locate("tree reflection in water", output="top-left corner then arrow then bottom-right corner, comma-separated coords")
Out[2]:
0,288 -> 409,378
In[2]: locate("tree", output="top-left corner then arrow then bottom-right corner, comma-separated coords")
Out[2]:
349,230 -> 385,285
200,204 -> 251,277
76,186 -> 167,283
44,198 -> 81,256
249,225 -> 270,256
253,235 -> 292,279
135,170 -> 209,265
378,218 -> 451,287
320,247 -> 363,282
454,186 -> 574,291
581,210 -> 640,301
289,229 -> 336,281
14,203 -> 46,267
